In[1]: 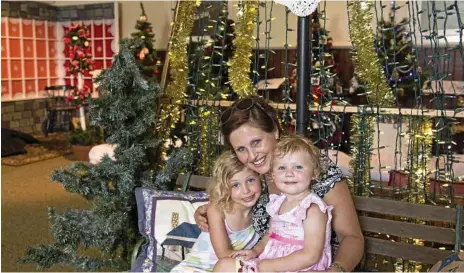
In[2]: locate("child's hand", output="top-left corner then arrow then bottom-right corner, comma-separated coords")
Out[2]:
229,249 -> 259,261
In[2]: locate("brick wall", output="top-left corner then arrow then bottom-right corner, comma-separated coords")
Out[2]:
2,99 -> 47,134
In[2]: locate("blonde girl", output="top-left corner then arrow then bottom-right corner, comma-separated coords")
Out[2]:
171,151 -> 262,273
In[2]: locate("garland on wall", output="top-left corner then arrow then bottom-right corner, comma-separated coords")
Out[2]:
64,23 -> 94,106
228,0 -> 258,98
158,0 -> 199,153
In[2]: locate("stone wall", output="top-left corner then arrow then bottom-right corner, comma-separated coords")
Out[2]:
2,100 -> 47,135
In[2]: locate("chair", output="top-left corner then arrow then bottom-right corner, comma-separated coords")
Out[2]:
42,85 -> 77,137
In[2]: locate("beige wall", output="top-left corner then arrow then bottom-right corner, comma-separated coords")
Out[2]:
52,1 -> 410,49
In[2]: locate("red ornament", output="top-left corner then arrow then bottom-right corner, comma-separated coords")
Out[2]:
154,69 -> 160,74
146,28 -> 151,32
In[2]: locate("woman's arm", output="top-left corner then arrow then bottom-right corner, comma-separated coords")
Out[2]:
259,206 -> 327,272
324,181 -> 364,272
194,203 -> 210,232
208,204 -> 234,258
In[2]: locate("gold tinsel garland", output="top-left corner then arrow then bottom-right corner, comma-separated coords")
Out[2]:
349,114 -> 375,196
158,1 -> 199,149
228,1 -> 258,97
198,106 -> 219,175
348,1 -> 395,107
407,117 -> 433,204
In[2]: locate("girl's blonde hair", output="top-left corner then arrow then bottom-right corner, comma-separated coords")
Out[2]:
272,134 -> 322,178
208,150 -> 247,212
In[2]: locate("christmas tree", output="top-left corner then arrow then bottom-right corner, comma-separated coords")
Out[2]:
376,14 -> 429,105
20,39 -> 191,271
350,12 -> 429,106
132,2 -> 161,82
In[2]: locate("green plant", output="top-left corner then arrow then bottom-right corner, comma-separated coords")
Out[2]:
68,128 -> 103,146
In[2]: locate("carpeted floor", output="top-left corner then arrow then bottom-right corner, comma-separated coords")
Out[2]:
2,156 -> 91,272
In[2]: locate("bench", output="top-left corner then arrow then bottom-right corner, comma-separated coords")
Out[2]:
133,173 -> 464,271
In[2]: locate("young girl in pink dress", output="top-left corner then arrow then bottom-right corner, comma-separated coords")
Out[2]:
214,135 -> 333,272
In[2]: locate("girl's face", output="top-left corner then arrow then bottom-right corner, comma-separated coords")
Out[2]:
272,150 -> 315,197
229,168 -> 262,209
229,123 -> 278,175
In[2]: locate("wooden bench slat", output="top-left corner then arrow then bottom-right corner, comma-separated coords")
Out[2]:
354,196 -> 457,223
359,216 -> 458,245
365,237 -> 453,265
176,174 -> 210,190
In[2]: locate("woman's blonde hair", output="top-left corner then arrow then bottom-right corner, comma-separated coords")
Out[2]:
208,150 -> 248,212
271,134 -> 322,178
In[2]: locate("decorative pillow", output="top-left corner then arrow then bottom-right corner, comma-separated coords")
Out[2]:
131,188 -> 209,272
162,222 -> 201,248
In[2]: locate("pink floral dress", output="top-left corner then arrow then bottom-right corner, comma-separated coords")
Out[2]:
239,193 -> 333,272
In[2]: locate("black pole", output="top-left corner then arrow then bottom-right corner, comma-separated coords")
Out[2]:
296,15 -> 311,136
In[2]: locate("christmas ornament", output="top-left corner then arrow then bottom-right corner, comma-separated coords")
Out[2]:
139,15 -> 147,23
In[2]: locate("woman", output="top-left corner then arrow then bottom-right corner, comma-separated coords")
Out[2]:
195,96 -> 364,272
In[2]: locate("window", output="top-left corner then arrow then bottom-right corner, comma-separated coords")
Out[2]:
1,18 -> 59,100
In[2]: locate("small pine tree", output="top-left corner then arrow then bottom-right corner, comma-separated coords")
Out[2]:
131,2 -> 161,82
20,39 -> 192,271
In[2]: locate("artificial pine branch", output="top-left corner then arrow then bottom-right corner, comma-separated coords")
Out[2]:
151,148 -> 194,190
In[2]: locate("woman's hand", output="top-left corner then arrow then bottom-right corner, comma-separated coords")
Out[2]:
194,203 -> 210,232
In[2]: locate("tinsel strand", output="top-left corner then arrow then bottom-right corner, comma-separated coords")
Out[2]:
159,1 -> 199,151
406,118 -> 433,204
229,1 -> 258,98
198,107 -> 219,175
348,1 -> 395,107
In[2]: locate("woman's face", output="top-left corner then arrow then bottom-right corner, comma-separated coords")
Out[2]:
229,123 -> 278,174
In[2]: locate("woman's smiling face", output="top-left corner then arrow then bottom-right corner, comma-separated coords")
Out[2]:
228,123 -> 278,175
